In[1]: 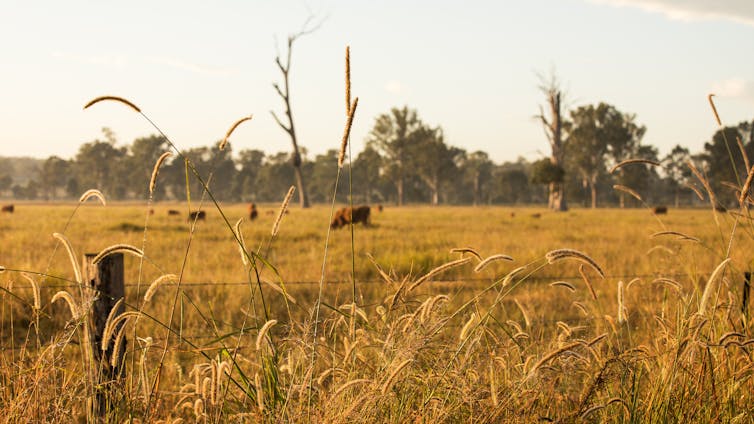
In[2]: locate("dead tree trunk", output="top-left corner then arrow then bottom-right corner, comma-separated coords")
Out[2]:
271,29 -> 317,209
537,74 -> 568,211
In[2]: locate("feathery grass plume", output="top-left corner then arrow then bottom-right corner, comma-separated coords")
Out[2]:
110,321 -> 129,368
613,185 -> 642,202
687,159 -> 719,208
381,359 -> 413,395
682,182 -> 705,201
255,319 -> 278,351
450,247 -> 483,261
708,93 -> 722,126
92,244 -> 144,265
489,363 -> 498,407
545,248 -> 605,279
526,341 -> 582,380
144,274 -> 179,302
407,257 -> 472,292
333,379 -> 371,398
501,265 -> 527,288
271,185 -> 295,237
20,273 -> 40,310
101,297 -> 125,351
578,264 -> 598,300
102,311 -> 139,352
699,258 -> 731,316
345,45 -> 351,116
550,281 -> 576,293
234,218 -> 248,267
609,158 -> 661,174
149,151 -> 172,194
193,398 -> 204,418
51,290 -> 79,318
513,299 -> 531,328
650,230 -> 700,242
646,245 -> 675,256
572,301 -> 590,316
259,278 -> 297,304
474,254 -> 514,272
367,253 -> 394,284
740,165 -> 754,205
737,135 -> 751,171
459,312 -> 480,342
84,95 -> 141,113
338,97 -> 359,168
421,294 -> 450,322
254,373 -> 265,412
52,233 -> 82,284
652,278 -> 683,293
78,188 -> 107,206
617,281 -> 626,324
220,115 -> 253,150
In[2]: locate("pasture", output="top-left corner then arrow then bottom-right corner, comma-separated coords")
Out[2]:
2,202 -> 754,422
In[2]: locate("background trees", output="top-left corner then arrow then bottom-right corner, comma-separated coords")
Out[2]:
4,104 -> 751,209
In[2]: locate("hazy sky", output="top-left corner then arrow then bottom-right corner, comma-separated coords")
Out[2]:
1,0 -> 753,163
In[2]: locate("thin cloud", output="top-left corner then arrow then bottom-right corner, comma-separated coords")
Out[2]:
147,57 -> 237,77
711,77 -> 754,100
52,51 -> 128,68
588,0 -> 754,27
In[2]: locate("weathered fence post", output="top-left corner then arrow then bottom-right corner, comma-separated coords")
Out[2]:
84,252 -> 125,418
742,272 -> 751,325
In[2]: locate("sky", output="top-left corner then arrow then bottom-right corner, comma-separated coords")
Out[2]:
1,0 -> 753,164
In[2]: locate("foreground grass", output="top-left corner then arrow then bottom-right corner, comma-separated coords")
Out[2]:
3,203 -> 754,422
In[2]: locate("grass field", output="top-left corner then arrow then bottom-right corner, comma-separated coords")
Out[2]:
3,201 -> 754,422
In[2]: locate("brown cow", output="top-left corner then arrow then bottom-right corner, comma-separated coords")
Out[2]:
188,210 -> 206,221
248,203 -> 258,220
1,204 -> 14,213
652,206 -> 668,215
331,206 -> 370,229
167,209 -> 180,216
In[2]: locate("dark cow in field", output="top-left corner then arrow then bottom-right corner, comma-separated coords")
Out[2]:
188,210 -> 206,221
248,203 -> 258,220
1,204 -> 14,213
377,204 -> 384,212
331,205 -> 370,229
653,206 -> 668,215
167,209 -> 180,216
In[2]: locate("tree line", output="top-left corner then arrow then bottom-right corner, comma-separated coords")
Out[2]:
1,105 -> 751,208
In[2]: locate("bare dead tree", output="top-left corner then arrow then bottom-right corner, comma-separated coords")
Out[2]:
271,20 -> 322,208
536,72 -> 569,211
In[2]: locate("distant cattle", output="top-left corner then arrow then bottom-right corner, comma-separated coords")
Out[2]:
149,208 -> 155,215
1,204 -> 13,213
331,206 -> 370,229
248,203 -> 258,220
188,211 -> 206,221
653,206 -> 668,215
715,205 -> 727,213
530,213 -> 541,219
377,204 -> 384,213
167,209 -> 180,216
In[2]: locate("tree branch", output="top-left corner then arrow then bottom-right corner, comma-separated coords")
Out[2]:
270,111 -> 292,135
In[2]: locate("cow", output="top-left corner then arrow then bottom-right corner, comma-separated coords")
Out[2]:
530,213 -> 541,219
188,210 -> 206,221
248,203 -> 258,221
1,204 -> 14,213
331,205 -> 370,229
167,209 -> 180,216
377,204 -> 384,213
653,206 -> 668,215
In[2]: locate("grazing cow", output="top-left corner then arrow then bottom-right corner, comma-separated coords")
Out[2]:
377,204 -> 384,213
530,213 -> 541,219
715,205 -> 727,213
149,208 -> 155,215
653,206 -> 668,215
188,210 -> 206,221
167,209 -> 180,216
248,203 -> 258,220
1,204 -> 14,213
331,205 -> 370,229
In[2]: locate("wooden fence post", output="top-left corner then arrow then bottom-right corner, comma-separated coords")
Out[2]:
84,252 -> 125,418
743,272 -> 751,325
